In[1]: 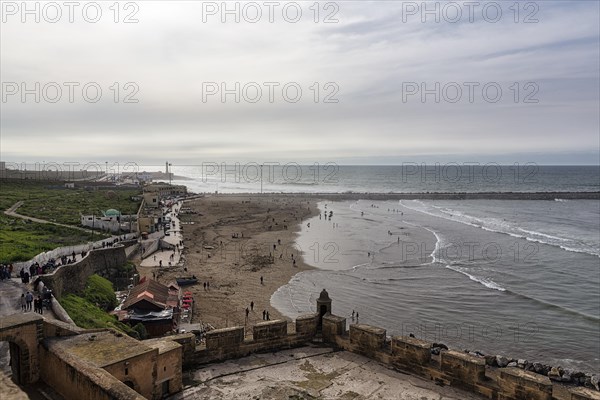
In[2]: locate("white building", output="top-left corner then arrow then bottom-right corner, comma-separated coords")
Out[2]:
81,209 -> 136,233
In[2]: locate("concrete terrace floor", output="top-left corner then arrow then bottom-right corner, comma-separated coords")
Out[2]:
172,345 -> 484,400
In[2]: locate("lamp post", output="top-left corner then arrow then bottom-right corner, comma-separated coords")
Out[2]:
169,163 -> 172,185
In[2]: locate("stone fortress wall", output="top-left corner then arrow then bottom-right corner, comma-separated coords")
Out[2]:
169,290 -> 599,400
38,245 -> 128,299
2,290 -> 599,400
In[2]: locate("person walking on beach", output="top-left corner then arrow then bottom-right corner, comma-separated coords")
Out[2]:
20,294 -> 26,312
266,311 -> 270,321
245,307 -> 249,321
250,301 -> 254,311
262,310 -> 266,320
351,310 -> 355,321
260,276 -> 263,285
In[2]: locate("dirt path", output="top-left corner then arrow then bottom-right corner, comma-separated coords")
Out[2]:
5,201 -> 96,234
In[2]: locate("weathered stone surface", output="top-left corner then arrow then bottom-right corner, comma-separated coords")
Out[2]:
41,246 -> 127,299
440,350 -> 486,389
0,313 -> 44,384
498,367 -> 552,400
349,324 -> 386,351
322,314 -> 346,343
569,386 -> 600,400
253,320 -> 287,341
205,326 -> 245,350
295,313 -> 319,337
391,336 -> 431,369
178,347 -> 485,400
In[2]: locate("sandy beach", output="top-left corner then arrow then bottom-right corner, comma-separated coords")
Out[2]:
154,194 -> 319,332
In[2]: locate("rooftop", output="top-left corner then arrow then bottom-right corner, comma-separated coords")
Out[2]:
143,337 -> 182,354
122,278 -> 178,310
46,331 -> 154,368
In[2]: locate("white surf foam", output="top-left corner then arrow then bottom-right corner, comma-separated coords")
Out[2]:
400,200 -> 599,258
445,264 -> 507,292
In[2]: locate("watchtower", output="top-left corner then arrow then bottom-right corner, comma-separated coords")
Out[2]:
316,289 -> 332,330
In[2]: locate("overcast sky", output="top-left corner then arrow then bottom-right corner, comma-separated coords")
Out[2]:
1,1 -> 599,165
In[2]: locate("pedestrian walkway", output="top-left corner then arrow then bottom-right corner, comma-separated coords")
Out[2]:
0,279 -> 59,321
140,201 -> 185,268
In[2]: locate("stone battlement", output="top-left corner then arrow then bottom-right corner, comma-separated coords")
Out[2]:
318,316 -> 599,400
2,290 -> 598,400
173,315 -> 321,368
174,294 -> 599,400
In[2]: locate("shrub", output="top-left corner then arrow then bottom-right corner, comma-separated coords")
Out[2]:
132,323 -> 148,340
59,294 -> 136,337
83,274 -> 118,311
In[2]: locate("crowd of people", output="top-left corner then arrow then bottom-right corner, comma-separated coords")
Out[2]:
19,290 -> 48,314
16,252 -> 83,283
0,263 -> 14,280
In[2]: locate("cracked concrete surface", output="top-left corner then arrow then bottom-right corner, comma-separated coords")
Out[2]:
170,346 -> 484,400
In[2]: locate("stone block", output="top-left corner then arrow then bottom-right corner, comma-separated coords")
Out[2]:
498,367 -> 552,400
350,324 -> 386,351
295,313 -> 319,337
440,350 -> 486,389
391,336 -> 431,367
322,314 -> 346,343
253,320 -> 287,341
569,386 -> 600,400
205,326 -> 244,350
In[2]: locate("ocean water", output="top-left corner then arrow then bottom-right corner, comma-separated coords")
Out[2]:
272,199 -> 600,372
166,165 -> 599,371
167,165 -> 600,194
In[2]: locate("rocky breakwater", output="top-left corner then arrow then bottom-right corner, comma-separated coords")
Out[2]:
429,343 -> 600,392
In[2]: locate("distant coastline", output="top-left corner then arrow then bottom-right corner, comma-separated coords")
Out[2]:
191,191 -> 600,200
